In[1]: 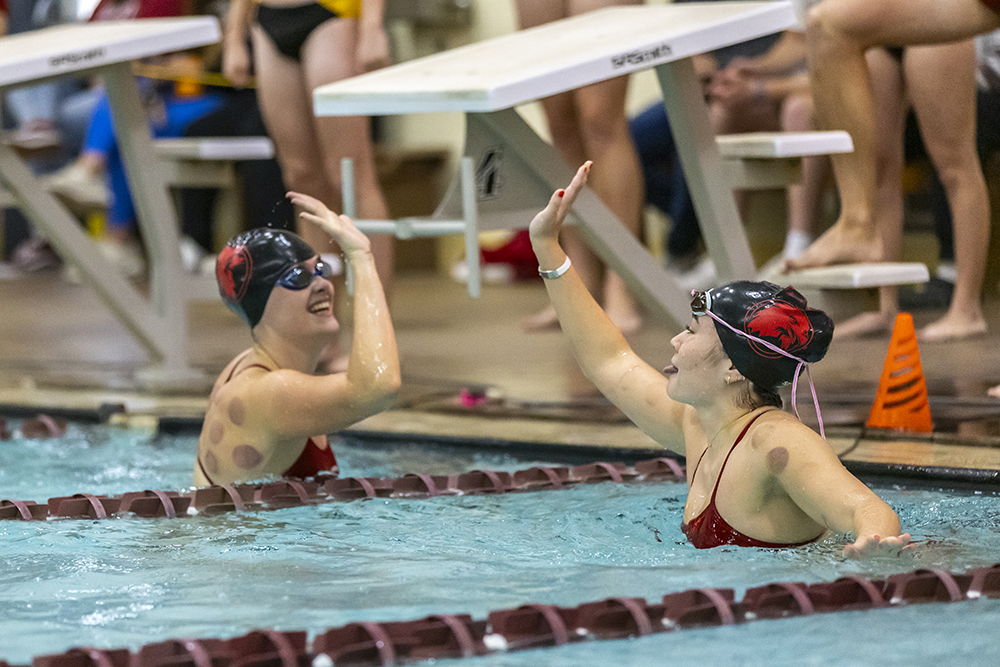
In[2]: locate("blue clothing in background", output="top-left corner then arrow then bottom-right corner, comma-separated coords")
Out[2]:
83,90 -> 223,230
629,103 -> 700,259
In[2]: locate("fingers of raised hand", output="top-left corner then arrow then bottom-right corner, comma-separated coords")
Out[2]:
287,191 -> 322,211
563,161 -> 591,204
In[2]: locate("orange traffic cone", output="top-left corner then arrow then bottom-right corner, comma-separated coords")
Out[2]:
866,313 -> 933,432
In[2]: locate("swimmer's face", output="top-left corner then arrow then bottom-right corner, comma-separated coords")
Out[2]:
664,316 -> 729,405
257,256 -> 338,336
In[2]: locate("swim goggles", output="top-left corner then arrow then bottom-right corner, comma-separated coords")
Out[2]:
275,259 -> 334,290
690,289 -> 825,438
690,289 -> 712,315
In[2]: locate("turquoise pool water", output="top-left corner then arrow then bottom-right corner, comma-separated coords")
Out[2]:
1,420 -> 999,665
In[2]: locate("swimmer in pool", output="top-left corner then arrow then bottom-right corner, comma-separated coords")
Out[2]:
194,192 -> 400,486
530,162 -> 911,557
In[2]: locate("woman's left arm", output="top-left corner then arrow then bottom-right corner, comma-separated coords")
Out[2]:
765,420 -> 912,558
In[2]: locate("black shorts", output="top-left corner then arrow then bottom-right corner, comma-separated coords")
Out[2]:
256,3 -> 341,62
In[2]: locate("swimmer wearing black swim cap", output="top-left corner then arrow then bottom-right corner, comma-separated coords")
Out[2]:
528,162 -> 912,558
194,192 -> 400,487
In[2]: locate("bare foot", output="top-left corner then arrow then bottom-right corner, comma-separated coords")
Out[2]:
833,310 -> 896,340
783,221 -> 881,273
917,313 -> 987,343
988,384 -> 1000,399
522,305 -> 562,332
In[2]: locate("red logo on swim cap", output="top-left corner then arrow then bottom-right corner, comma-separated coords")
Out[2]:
743,298 -> 813,359
217,245 -> 252,302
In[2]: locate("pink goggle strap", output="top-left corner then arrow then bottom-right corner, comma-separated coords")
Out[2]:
702,310 -> 825,439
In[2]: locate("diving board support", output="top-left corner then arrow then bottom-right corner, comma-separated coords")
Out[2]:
342,156 -> 482,297
0,16 -> 221,388
0,62 -> 204,388
655,57 -> 756,283
431,108 -> 692,326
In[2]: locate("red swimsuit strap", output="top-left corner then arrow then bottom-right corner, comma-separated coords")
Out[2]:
225,351 -> 272,382
689,410 -> 770,501
707,411 -> 769,505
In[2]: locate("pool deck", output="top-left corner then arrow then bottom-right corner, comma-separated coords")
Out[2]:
2,268 -> 1000,472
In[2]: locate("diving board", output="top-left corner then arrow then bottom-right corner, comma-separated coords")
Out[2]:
717,130 -> 854,189
313,2 -> 799,329
782,263 -> 930,290
0,17 -> 221,387
716,131 -> 854,160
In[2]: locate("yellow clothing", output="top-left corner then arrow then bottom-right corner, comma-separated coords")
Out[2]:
317,0 -> 359,18
255,0 -> 360,19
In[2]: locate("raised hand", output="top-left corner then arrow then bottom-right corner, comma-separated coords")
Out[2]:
287,191 -> 371,256
528,161 -> 592,243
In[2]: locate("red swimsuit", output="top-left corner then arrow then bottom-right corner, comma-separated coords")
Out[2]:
196,358 -> 339,484
682,412 -> 820,549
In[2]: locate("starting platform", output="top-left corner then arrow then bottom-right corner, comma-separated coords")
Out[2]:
0,17 -> 221,388
314,1 -> 801,329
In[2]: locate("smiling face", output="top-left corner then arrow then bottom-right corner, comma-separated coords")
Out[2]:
663,316 -> 731,406
255,256 -> 339,340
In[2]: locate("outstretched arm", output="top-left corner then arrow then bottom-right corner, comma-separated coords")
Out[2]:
765,420 -> 912,558
529,163 -> 686,452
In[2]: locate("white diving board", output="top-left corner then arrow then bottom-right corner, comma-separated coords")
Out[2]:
313,1 -> 799,330
0,17 -> 221,388
782,262 -> 930,290
716,131 -> 854,160
717,130 -> 854,190
154,137 -> 274,161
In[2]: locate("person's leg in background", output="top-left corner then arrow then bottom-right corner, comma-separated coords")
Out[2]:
779,91 -> 829,262
907,40 -> 989,342
179,88 -> 292,256
300,16 -> 394,293
629,103 -> 702,266
833,46 -> 907,338
787,0 -> 1000,271
516,0 -> 644,334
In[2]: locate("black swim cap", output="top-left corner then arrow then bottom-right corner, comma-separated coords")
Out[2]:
696,281 -> 834,390
216,228 -> 316,327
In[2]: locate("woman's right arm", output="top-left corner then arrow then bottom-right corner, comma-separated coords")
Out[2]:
291,191 -> 401,415
529,163 -> 686,451
222,0 -> 255,87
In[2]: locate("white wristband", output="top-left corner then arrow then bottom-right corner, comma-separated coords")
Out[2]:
538,256 -> 572,280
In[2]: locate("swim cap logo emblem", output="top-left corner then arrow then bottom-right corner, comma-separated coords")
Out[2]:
217,245 -> 252,302
743,299 -> 813,359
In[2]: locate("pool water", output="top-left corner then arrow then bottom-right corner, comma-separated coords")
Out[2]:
1,420 -> 999,665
